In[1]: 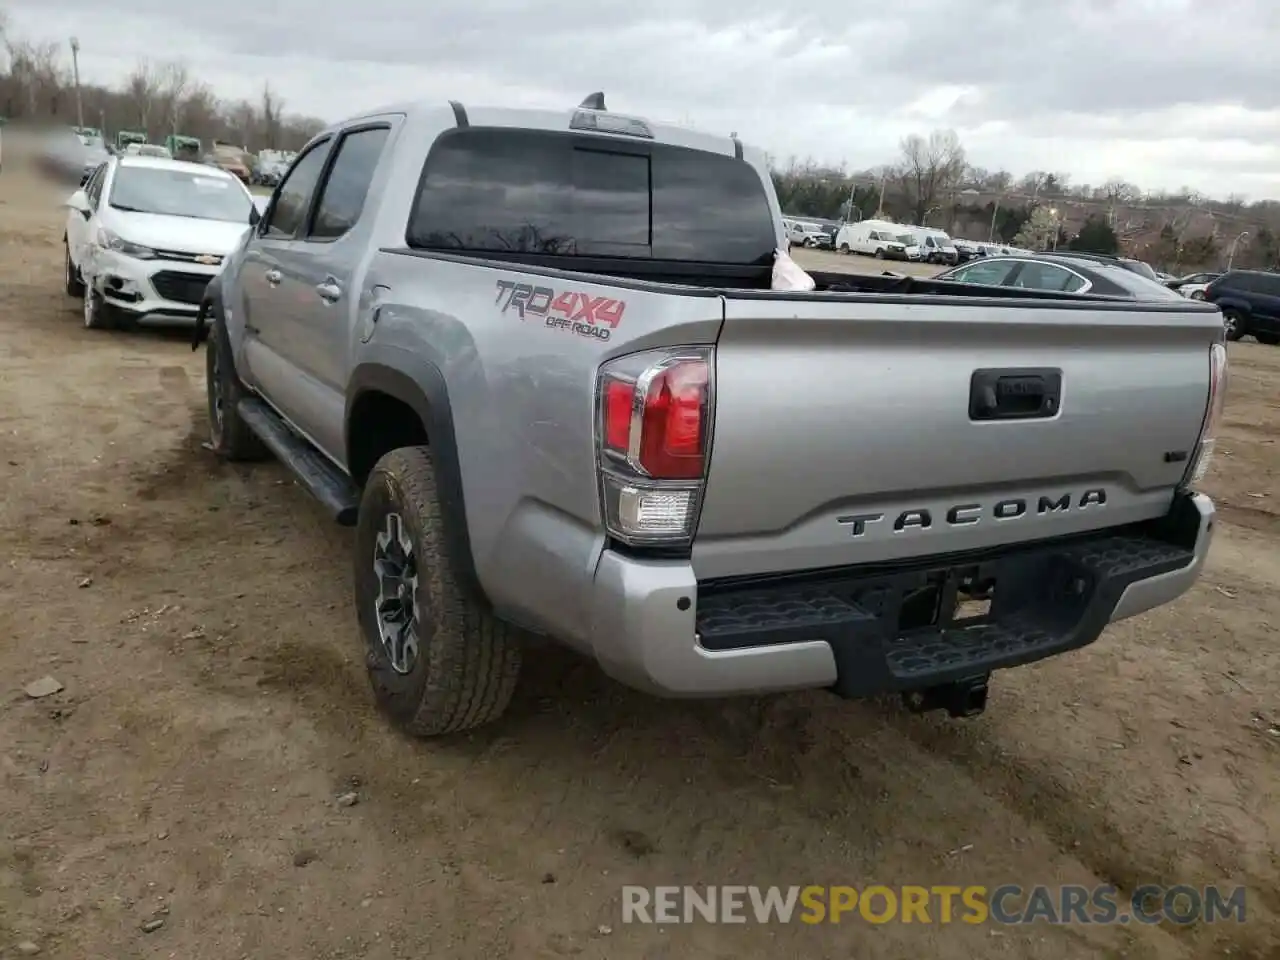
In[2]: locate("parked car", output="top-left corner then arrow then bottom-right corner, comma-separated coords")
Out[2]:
908,226 -> 960,265
1203,270 -> 1280,343
63,156 -> 259,330
935,254 -> 1186,300
1165,271 -> 1222,295
1178,282 -> 1211,301
191,95 -> 1222,740
203,142 -> 253,183
124,143 -> 174,159
785,219 -> 830,249
953,239 -> 983,262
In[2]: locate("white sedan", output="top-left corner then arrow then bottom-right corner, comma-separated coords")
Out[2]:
64,155 -> 260,330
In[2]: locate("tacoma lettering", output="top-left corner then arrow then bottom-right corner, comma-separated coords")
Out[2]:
838,489 -> 1107,538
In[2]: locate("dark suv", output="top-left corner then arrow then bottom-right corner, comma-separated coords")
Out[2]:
1204,271 -> 1280,344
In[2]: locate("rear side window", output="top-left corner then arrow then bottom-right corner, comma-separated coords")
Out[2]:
949,258 -> 1019,286
1012,262 -> 1086,292
407,129 -> 776,264
1094,265 -> 1183,300
309,126 -> 390,240
1229,272 -> 1280,295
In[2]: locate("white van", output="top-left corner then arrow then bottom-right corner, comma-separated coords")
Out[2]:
834,220 -> 921,261
909,227 -> 960,265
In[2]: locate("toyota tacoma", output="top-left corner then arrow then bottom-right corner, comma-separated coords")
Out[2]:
194,94 -> 1226,737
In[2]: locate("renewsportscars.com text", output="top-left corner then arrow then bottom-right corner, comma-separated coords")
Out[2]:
621,884 -> 1247,926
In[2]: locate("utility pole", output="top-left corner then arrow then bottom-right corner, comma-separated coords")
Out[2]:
69,37 -> 84,129
1227,231 -> 1249,270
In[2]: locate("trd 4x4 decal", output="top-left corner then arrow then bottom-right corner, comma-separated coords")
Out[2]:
494,279 -> 626,341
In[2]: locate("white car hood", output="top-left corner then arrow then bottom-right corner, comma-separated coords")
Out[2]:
105,210 -> 251,255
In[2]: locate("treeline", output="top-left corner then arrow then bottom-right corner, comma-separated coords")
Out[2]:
771,129 -> 1280,272
1,15 -> 325,150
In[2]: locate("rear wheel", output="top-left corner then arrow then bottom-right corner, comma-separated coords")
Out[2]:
1189,289 -> 1206,301
839,243 -> 850,254
206,313 -> 269,461
1222,309 -> 1246,341
356,447 -> 522,737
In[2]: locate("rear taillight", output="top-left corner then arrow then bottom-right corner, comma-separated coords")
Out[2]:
1183,342 -> 1228,489
597,348 -> 713,545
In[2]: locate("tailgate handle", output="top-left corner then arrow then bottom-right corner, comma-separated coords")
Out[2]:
970,368 -> 1062,421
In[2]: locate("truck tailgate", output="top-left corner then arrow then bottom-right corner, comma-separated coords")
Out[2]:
692,295 -> 1219,580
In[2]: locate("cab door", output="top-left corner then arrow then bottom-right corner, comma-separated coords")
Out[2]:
263,121 -> 396,457
237,137 -> 334,435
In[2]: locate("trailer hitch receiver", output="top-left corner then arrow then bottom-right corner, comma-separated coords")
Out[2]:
903,675 -> 990,718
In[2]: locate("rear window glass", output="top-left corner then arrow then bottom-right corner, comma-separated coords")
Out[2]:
1118,259 -> 1158,282
1093,265 -> 1184,300
406,128 -> 776,265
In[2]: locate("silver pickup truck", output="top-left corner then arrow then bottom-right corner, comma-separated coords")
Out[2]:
194,94 -> 1227,737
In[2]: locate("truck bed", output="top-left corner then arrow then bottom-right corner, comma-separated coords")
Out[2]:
389,248 -> 1191,303
377,244 -> 1219,599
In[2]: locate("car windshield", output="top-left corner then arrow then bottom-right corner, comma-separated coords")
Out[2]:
109,166 -> 251,222
896,234 -> 916,245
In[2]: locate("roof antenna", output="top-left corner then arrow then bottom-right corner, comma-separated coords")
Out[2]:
579,92 -> 606,111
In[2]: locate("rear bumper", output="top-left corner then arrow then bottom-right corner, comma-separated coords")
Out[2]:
587,493 -> 1214,698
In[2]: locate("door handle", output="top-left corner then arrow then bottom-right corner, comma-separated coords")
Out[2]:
265,268 -> 282,286
316,280 -> 342,303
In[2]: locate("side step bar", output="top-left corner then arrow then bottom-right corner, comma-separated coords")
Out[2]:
236,397 -> 359,526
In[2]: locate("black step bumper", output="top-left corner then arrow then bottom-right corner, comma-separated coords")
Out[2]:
693,493 -> 1213,699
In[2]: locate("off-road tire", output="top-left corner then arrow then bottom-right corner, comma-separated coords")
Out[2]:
205,313 -> 270,461
64,243 -> 85,298
355,446 -> 522,737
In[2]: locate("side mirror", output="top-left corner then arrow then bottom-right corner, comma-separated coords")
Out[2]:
249,204 -> 261,227
65,190 -> 90,218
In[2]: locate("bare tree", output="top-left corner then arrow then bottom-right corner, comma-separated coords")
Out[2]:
1100,177 -> 1141,205
124,58 -> 161,134
260,82 -> 283,150
158,60 -> 191,136
1099,177 -> 1141,226
1019,170 -> 1049,199
897,129 -> 966,224
226,99 -> 257,145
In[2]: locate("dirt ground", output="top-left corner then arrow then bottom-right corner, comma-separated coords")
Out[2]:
2,169 -> 1278,960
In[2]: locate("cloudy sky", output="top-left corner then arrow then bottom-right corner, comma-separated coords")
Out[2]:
8,0 -> 1280,198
